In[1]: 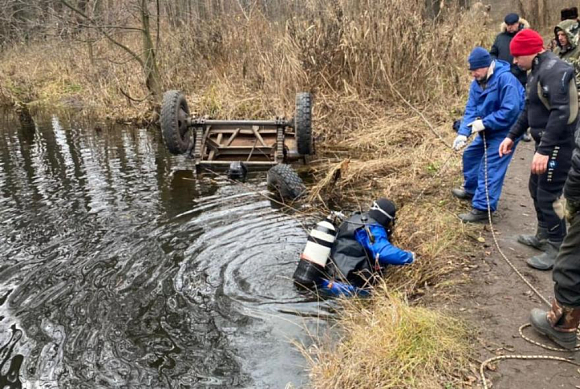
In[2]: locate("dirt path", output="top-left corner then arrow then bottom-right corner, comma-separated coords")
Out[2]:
457,141 -> 580,388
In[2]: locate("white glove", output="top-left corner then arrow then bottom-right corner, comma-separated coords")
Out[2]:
332,210 -> 346,219
453,135 -> 468,151
329,211 -> 346,224
411,252 -> 417,263
468,119 -> 485,133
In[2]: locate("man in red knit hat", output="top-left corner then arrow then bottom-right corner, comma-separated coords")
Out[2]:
499,29 -> 578,270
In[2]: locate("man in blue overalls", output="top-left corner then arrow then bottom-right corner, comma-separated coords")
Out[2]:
452,47 -> 526,222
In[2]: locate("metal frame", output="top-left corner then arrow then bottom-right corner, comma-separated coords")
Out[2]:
187,117 -> 303,168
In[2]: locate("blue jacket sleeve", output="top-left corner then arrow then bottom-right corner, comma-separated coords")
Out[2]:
481,74 -> 525,132
458,83 -> 479,137
355,225 -> 414,266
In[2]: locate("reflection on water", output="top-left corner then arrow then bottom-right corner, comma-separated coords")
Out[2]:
0,109 -> 330,388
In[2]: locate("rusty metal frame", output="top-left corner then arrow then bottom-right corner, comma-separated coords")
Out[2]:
186,117 -> 301,168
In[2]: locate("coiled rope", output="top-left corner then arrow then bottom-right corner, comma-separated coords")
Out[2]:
478,131 -> 580,389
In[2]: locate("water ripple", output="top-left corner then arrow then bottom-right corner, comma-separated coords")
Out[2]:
0,109 -> 329,388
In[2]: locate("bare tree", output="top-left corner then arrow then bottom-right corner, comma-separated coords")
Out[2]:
59,0 -> 162,97
0,0 -> 53,46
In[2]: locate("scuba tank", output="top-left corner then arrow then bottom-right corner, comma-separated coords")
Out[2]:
293,216 -> 337,288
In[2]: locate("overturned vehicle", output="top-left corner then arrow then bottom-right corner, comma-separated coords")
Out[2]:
160,91 -> 313,199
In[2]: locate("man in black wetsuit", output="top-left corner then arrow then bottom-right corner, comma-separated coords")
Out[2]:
499,29 -> 579,271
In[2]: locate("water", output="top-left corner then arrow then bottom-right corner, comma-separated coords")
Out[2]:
0,109 -> 330,388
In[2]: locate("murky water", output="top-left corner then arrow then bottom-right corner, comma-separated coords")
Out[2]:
0,109 -> 330,388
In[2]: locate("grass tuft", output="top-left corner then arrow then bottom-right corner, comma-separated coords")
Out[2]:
302,292 -> 471,389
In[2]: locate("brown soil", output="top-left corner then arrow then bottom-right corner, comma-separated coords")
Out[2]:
455,140 -> 580,388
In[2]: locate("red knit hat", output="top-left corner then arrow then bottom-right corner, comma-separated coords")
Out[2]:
510,29 -> 545,56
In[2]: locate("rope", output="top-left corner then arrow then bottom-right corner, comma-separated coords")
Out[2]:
370,97 -> 580,385
479,131 -> 580,389
480,132 -> 551,307
196,167 -> 313,234
375,96 -> 580,386
519,323 -> 580,352
480,354 -> 580,387
385,73 -> 453,149
411,150 -> 456,204
398,106 -> 580,386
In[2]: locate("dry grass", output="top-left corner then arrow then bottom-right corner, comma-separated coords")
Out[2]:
301,292 -> 471,389
0,1 -> 496,387
0,0 -> 492,122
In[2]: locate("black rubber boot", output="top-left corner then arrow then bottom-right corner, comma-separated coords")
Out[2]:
517,226 -> 548,251
451,188 -> 474,201
526,240 -> 562,270
522,132 -> 532,142
529,300 -> 580,350
458,208 -> 490,223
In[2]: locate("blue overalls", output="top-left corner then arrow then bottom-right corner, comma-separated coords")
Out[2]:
458,60 -> 526,212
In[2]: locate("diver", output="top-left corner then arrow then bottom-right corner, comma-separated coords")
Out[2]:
293,198 -> 416,296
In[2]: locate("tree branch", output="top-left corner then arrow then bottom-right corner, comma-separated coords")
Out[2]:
155,0 -> 160,51
76,24 -> 144,32
119,87 -> 151,103
59,0 -> 144,68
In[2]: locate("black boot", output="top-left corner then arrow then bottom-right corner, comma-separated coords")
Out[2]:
458,208 -> 490,223
526,240 -> 562,270
517,226 -> 548,251
529,299 -> 580,350
451,188 -> 474,201
522,132 -> 532,142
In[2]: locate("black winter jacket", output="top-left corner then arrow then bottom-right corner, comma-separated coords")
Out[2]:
507,51 -> 578,155
490,21 -> 529,86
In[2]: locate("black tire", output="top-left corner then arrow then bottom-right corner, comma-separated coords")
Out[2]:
294,92 -> 313,155
267,164 -> 306,200
161,90 -> 192,155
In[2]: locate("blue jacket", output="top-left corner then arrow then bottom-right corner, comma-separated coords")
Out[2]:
320,221 -> 413,297
328,213 -> 414,289
458,60 -> 525,138
354,224 -> 414,266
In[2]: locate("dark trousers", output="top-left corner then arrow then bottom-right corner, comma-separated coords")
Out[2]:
553,210 -> 580,307
529,142 -> 573,242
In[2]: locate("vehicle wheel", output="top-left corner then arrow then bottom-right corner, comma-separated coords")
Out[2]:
161,90 -> 192,155
267,164 -> 306,200
294,92 -> 313,155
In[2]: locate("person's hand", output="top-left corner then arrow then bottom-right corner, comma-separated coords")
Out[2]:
531,152 -> 549,174
330,210 -> 346,224
498,138 -> 514,157
453,135 -> 468,151
468,119 -> 485,133
411,252 -> 417,263
565,200 -> 579,222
